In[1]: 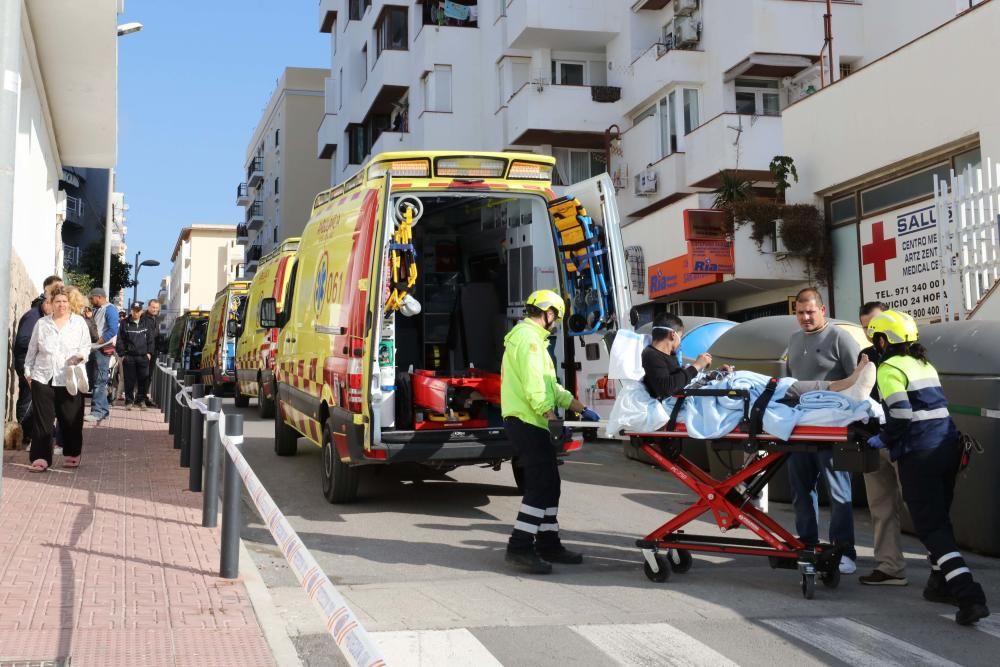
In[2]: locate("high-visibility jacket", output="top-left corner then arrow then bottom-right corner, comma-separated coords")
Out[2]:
875,352 -> 958,460
501,318 -> 573,430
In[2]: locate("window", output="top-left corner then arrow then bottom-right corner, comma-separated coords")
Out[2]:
658,95 -> 674,158
349,0 -> 370,21
274,177 -> 279,196
425,0 -> 479,26
829,195 -> 857,225
683,88 -> 699,133
860,163 -> 951,215
376,6 -> 408,56
274,128 -> 280,147
422,65 -> 452,112
551,60 -> 585,85
360,44 -> 368,89
552,148 -> 604,186
273,228 -> 278,244
954,147 -> 982,177
348,125 -> 366,165
735,78 -> 781,116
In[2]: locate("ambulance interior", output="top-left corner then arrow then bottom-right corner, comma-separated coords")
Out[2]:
377,192 -> 560,431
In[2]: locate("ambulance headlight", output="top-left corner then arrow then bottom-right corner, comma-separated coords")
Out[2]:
400,294 -> 422,317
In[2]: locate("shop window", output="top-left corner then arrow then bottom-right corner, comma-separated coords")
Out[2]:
832,225 -> 861,320
734,78 -> 781,116
552,148 -> 604,186
376,6 -> 408,56
829,195 -> 857,226
860,163 -> 950,215
954,147 -> 982,177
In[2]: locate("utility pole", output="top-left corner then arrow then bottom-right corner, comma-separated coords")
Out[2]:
103,168 -> 114,297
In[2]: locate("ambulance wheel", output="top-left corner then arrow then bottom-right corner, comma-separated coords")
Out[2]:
801,572 -> 816,599
512,459 -> 525,493
274,412 -> 298,457
258,383 -> 275,419
643,554 -> 671,583
234,389 -> 250,408
668,549 -> 693,574
821,567 -> 841,589
322,425 -> 359,504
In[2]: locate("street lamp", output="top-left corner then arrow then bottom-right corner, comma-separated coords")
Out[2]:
132,251 -> 160,305
117,22 -> 144,36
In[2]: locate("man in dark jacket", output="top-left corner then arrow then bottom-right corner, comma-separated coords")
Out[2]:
641,313 -> 712,400
116,302 -> 155,410
140,299 -> 164,406
13,275 -> 63,437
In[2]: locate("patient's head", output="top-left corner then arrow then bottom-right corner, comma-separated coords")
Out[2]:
651,313 -> 684,353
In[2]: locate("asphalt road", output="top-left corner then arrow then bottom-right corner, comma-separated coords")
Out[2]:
224,398 -> 1000,667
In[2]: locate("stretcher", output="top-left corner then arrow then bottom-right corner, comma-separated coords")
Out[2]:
623,384 -> 878,599
548,196 -> 613,336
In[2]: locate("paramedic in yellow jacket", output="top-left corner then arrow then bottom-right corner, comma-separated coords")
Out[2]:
501,290 -> 599,574
867,310 -> 989,626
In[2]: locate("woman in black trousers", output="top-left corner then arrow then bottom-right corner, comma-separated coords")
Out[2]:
23,288 -> 92,471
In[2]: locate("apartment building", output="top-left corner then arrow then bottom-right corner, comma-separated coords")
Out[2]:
168,225 -> 244,321
236,67 -> 330,277
316,0 -> 977,321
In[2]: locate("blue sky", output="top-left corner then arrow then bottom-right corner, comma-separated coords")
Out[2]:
116,1 -> 328,298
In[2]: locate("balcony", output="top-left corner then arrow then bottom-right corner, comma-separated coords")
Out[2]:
63,244 -> 81,267
359,48 -> 409,124
370,130 -> 414,158
615,115 -> 689,218
503,83 -> 623,149
623,45 -> 706,113
504,0 -> 618,50
319,0 -> 337,32
236,224 -> 249,244
246,201 -> 264,230
236,182 -> 250,206
421,0 -> 478,28
247,157 -> 264,188
318,113 -> 338,160
683,113 -> 783,189
245,243 -> 263,273
63,194 -> 84,227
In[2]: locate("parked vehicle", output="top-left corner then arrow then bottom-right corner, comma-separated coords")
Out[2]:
259,151 -> 631,503
234,239 -> 300,417
200,281 -> 251,396
167,309 -> 211,373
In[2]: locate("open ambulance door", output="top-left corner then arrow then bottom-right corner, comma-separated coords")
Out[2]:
559,173 -> 634,338
364,174 -> 397,445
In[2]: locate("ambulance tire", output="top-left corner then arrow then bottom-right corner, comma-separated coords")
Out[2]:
258,382 -> 275,419
274,410 -> 299,457
322,424 -> 360,504
234,388 -> 250,408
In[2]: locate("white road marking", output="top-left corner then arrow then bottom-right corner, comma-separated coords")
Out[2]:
571,622 -> 739,667
763,617 -> 963,667
370,628 -> 503,667
940,613 -> 1000,640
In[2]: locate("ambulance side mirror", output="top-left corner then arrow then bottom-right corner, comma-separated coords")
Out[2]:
259,298 -> 279,329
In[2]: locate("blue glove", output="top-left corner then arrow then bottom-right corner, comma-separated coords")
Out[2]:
561,427 -> 574,442
868,435 -> 886,449
580,407 -> 601,422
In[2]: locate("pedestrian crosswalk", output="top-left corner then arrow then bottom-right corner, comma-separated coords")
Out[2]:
368,615 -> 994,666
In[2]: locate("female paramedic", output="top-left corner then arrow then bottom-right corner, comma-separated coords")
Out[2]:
501,290 -> 599,575
867,310 -> 989,626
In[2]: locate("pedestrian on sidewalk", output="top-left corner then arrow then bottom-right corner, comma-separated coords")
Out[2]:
501,290 -> 599,574
117,302 -> 155,410
85,288 -> 119,423
867,310 -> 989,625
22,288 -> 91,471
13,275 -> 63,443
856,301 -> 908,587
786,287 -> 860,575
141,299 -> 164,406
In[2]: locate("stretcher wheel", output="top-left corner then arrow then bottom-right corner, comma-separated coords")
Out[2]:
668,549 -> 693,574
643,555 -> 671,583
821,567 -> 841,589
800,573 -> 816,599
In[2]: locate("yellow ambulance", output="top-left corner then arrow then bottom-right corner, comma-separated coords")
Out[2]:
234,239 -> 299,417
199,281 -> 251,395
259,151 -> 632,503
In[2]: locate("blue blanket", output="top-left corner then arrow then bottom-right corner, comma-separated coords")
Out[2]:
607,371 -> 882,440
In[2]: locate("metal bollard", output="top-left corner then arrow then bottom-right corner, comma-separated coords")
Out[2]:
220,413 -> 244,579
202,396 -> 223,528
188,385 -> 206,486
171,374 -> 184,448
180,374 -> 197,467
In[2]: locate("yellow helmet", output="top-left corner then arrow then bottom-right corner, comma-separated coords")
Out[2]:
526,289 -> 565,319
867,309 -> 919,344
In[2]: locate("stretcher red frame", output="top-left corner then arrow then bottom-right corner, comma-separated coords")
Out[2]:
625,421 -> 868,598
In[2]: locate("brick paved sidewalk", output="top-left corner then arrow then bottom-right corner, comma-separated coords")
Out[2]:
0,403 -> 276,666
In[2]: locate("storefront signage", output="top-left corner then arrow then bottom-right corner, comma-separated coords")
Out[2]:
688,239 -> 735,274
684,209 -> 730,240
859,199 -> 947,323
648,255 -> 722,299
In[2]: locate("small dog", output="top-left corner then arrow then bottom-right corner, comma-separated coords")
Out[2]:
4,421 -> 25,451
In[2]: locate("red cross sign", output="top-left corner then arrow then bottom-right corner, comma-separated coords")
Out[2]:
861,221 -> 897,282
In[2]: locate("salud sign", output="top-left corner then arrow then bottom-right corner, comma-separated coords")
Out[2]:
648,255 -> 722,299
859,199 -> 947,323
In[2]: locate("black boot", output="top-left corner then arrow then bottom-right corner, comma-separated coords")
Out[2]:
956,603 -> 990,626
505,549 -> 552,575
923,572 -> 959,606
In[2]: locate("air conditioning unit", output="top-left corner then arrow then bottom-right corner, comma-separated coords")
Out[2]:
673,16 -> 700,48
634,169 -> 658,196
674,0 -> 699,16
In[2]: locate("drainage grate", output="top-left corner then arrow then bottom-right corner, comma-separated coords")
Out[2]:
0,660 -> 70,667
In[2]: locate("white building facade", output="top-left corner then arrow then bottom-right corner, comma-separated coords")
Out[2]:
237,67 -> 330,277
168,225 -> 244,322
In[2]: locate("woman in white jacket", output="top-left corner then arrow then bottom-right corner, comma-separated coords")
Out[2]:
23,287 -> 92,471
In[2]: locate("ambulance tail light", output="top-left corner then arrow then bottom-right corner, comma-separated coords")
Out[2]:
508,161 -> 553,181
435,156 -> 507,178
347,339 -> 365,412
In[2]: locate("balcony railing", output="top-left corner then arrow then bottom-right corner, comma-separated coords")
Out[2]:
63,244 -> 81,267
245,244 -> 263,263
236,224 -> 249,241
247,157 -> 264,187
64,195 -> 84,224
246,201 -> 264,229
236,182 -> 250,205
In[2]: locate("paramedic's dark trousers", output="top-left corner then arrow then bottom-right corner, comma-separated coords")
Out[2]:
505,417 -> 563,554
898,442 -> 987,606
122,354 -> 150,404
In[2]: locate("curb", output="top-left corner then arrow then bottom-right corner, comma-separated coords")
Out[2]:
239,539 -> 305,667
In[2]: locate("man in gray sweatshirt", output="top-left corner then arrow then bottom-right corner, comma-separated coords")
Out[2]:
786,288 -> 860,574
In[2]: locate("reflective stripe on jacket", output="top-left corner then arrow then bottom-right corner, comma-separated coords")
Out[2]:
875,353 -> 958,460
501,318 -> 573,430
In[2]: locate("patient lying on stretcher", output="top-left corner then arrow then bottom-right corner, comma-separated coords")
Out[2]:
605,314 -> 881,439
